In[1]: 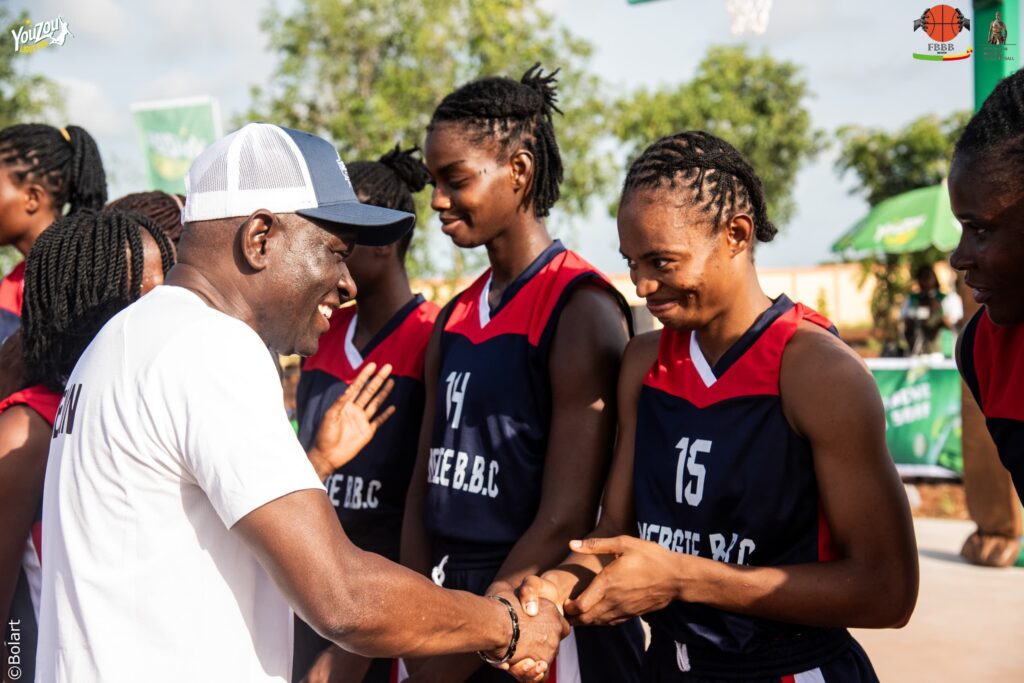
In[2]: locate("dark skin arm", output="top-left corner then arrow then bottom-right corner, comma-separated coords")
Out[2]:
234,488 -> 567,662
0,406 -> 52,649
516,332 -> 657,616
408,285 -> 629,683
551,323 -> 919,629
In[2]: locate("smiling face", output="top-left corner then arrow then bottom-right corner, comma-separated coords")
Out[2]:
424,121 -> 523,248
258,213 -> 358,356
618,186 -> 741,331
949,153 -> 1024,326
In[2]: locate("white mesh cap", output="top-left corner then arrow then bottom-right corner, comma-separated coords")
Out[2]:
182,123 -> 415,246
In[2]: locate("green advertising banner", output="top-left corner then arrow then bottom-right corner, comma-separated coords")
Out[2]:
131,97 -> 221,194
867,358 -> 963,478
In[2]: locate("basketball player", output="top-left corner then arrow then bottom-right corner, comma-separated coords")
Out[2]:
517,132 -> 919,681
401,66 -> 644,682
950,69 -> 1024,502
293,147 -> 439,683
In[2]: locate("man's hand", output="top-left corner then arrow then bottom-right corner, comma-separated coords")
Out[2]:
563,536 -> 681,626
308,362 -> 396,480
487,591 -> 568,683
515,574 -> 565,618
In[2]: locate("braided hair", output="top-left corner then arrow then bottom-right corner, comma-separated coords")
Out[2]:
106,190 -> 186,244
21,210 -> 175,391
622,131 -> 777,244
348,145 -> 430,259
0,124 -> 107,215
953,68 -> 1024,176
429,63 -> 563,218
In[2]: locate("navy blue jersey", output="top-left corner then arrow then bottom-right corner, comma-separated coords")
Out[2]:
425,240 -> 631,546
424,241 -> 642,683
297,294 -> 439,558
959,308 -> 1024,502
634,296 -> 873,679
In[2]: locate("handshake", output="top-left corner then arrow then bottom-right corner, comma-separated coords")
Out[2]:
480,535 -> 679,682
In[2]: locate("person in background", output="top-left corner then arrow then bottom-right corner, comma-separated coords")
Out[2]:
106,190 -> 187,245
899,264 -> 946,355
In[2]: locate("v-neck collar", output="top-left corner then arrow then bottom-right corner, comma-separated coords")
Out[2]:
688,295 -> 795,387
477,240 -> 565,327
343,294 -> 425,367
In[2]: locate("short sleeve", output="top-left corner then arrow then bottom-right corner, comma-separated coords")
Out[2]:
162,322 -> 325,528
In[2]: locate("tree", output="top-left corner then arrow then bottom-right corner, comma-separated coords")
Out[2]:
609,45 -> 824,226
833,112 -> 969,350
0,8 -> 63,278
245,0 -> 616,279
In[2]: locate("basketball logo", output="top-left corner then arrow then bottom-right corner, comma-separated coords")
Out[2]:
914,5 -> 969,42
912,5 -> 973,62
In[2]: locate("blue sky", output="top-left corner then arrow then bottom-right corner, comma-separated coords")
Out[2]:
10,0 -> 1003,273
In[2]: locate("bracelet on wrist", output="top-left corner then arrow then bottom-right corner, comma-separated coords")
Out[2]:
478,596 -> 519,665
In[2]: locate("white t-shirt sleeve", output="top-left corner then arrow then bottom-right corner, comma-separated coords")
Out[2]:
166,323 -> 324,529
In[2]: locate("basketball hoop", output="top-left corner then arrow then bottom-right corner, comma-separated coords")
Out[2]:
724,0 -> 773,36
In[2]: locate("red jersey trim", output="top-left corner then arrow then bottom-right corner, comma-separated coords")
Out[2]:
0,383 -> 61,425
0,261 -> 25,316
971,310 -> 1024,421
445,250 -> 616,347
643,302 -> 834,409
303,299 -> 439,382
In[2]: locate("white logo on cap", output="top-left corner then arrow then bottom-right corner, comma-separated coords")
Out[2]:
337,158 -> 352,188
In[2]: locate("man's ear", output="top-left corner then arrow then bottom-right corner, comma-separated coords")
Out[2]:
238,209 -> 277,271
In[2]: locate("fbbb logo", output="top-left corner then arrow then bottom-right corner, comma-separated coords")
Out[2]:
51,383 -> 83,439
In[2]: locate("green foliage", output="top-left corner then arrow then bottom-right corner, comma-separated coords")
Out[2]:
0,9 -> 63,129
834,112 -> 970,207
835,112 -> 969,351
244,0 -> 615,278
609,45 -> 824,226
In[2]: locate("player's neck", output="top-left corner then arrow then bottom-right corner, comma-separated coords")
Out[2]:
484,219 -> 552,292
353,269 -> 414,345
694,274 -> 772,368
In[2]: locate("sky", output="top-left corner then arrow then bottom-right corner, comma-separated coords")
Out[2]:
8,0 -> 1006,274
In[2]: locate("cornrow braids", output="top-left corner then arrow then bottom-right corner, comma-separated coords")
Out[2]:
623,131 -> 778,243
0,123 -> 108,215
21,210 -> 175,391
429,63 -> 564,218
954,68 -> 1024,174
106,190 -> 186,244
348,145 -> 431,259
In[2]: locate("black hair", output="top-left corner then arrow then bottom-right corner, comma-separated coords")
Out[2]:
0,124 -> 107,214
953,69 -> 1024,176
348,145 -> 431,259
21,210 -> 175,391
106,190 -> 186,244
428,63 -> 563,218
622,130 -> 777,243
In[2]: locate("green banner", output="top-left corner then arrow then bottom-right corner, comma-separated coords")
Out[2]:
868,358 -> 962,478
131,97 -> 221,194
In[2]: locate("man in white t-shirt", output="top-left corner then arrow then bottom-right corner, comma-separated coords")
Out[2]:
36,124 -> 565,683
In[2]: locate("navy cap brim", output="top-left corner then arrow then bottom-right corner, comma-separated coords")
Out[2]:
296,202 -> 415,246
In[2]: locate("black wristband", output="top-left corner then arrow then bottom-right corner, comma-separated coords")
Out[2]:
478,596 -> 520,665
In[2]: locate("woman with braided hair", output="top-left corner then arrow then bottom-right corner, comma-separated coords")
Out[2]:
0,123 -> 107,343
401,65 -> 643,682
516,131 -> 919,682
106,190 -> 186,244
292,146 -> 441,683
0,210 -> 173,683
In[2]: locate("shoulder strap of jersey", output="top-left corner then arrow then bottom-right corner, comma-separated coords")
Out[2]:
0,383 -> 61,426
958,308 -> 985,411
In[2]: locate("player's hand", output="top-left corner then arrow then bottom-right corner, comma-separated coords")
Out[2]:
515,574 -> 566,617
308,362 -> 395,480
488,590 -> 569,683
563,536 -> 681,626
